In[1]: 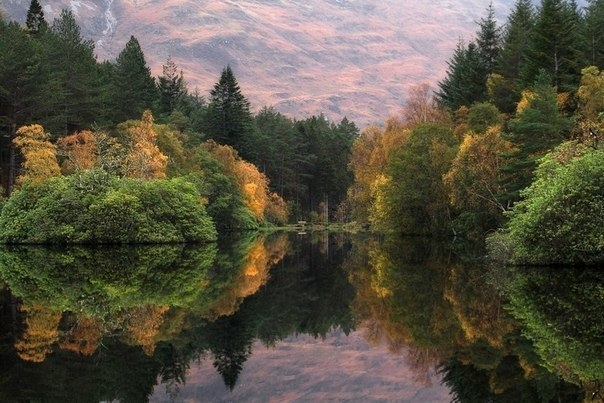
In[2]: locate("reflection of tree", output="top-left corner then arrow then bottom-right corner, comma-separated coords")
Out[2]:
123,305 -> 170,355
15,303 -> 61,362
347,235 -> 585,399
203,233 -> 288,320
0,244 -> 216,315
0,244 -> 217,359
444,262 -> 516,348
347,235 -> 462,356
0,233 -> 357,396
504,266 -> 604,387
207,314 -> 253,390
59,315 -> 103,356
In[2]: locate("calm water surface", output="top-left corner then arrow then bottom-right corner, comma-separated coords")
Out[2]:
0,233 -> 600,402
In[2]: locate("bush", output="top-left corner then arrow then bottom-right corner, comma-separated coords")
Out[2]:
503,142 -> 604,265
0,171 -> 217,244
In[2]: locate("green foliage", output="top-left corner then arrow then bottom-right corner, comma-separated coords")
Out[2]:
110,36 -> 158,124
184,149 -> 257,230
0,170 -> 217,244
504,142 -> 604,265
0,244 -> 217,314
377,123 -> 458,235
467,102 -> 504,133
504,266 -> 604,385
501,70 -> 573,204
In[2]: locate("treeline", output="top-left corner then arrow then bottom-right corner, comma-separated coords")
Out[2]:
0,1 -> 358,223
347,0 -> 604,264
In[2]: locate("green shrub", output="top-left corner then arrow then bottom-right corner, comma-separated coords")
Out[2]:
504,143 -> 604,265
0,171 -> 217,244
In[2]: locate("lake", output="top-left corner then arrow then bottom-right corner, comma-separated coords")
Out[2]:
0,232 -> 600,401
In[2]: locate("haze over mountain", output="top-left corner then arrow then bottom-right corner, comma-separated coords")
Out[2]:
5,0 -> 524,126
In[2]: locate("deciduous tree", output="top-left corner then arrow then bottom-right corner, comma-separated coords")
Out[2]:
13,124 -> 60,184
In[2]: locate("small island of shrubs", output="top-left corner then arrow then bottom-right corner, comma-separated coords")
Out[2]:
0,112 -> 288,244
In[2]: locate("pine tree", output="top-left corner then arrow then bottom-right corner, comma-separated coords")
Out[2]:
0,21 -> 46,193
110,36 -> 157,124
205,65 -> 254,156
157,55 -> 186,117
42,10 -> 101,136
497,0 -> 535,82
476,2 -> 502,75
25,0 -> 47,35
520,0 -> 585,91
584,0 -> 604,68
437,39 -> 487,111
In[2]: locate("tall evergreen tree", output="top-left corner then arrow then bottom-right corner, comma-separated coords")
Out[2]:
493,0 -> 535,113
500,70 -> 572,204
0,21 -> 46,193
476,2 -> 502,75
584,0 -> 604,68
25,0 -> 47,35
520,0 -> 585,91
497,0 -> 535,82
437,39 -> 487,111
157,55 -> 186,118
110,36 -> 157,124
41,10 -> 101,136
204,65 -> 255,157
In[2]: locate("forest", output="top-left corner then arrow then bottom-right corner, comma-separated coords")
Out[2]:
0,0 -> 358,242
1,0 -> 604,263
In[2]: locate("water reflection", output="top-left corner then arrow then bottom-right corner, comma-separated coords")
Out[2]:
0,234 -> 599,401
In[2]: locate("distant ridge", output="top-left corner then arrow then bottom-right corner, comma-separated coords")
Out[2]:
4,0 -> 521,126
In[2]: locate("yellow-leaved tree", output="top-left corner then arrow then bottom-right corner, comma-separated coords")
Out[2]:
13,124 -> 61,185
347,118 -> 408,224
123,110 -> 168,179
203,140 -> 288,223
56,130 -> 98,174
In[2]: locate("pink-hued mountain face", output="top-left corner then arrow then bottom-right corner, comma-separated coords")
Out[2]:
3,0 -> 514,126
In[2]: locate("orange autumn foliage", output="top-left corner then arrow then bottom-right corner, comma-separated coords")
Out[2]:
123,305 -> 169,355
204,234 -> 288,320
15,303 -> 62,362
56,130 -> 99,174
59,316 -> 103,356
203,141 -> 288,223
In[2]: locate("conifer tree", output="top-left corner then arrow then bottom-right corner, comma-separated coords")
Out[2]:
205,65 -> 255,157
157,55 -> 186,117
25,0 -> 47,35
42,10 -> 101,136
520,0 -> 585,91
500,70 -> 572,204
584,0 -> 604,67
476,2 -> 501,75
110,36 -> 157,124
437,40 -> 486,111
497,0 -> 535,83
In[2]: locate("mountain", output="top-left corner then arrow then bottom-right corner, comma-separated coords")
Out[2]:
3,0 -> 519,126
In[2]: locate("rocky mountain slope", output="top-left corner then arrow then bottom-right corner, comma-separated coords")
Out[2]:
4,0 -> 518,126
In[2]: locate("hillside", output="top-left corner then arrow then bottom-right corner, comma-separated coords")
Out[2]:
3,0 -> 517,126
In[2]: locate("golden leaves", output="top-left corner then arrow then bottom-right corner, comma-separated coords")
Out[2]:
13,124 -> 61,185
